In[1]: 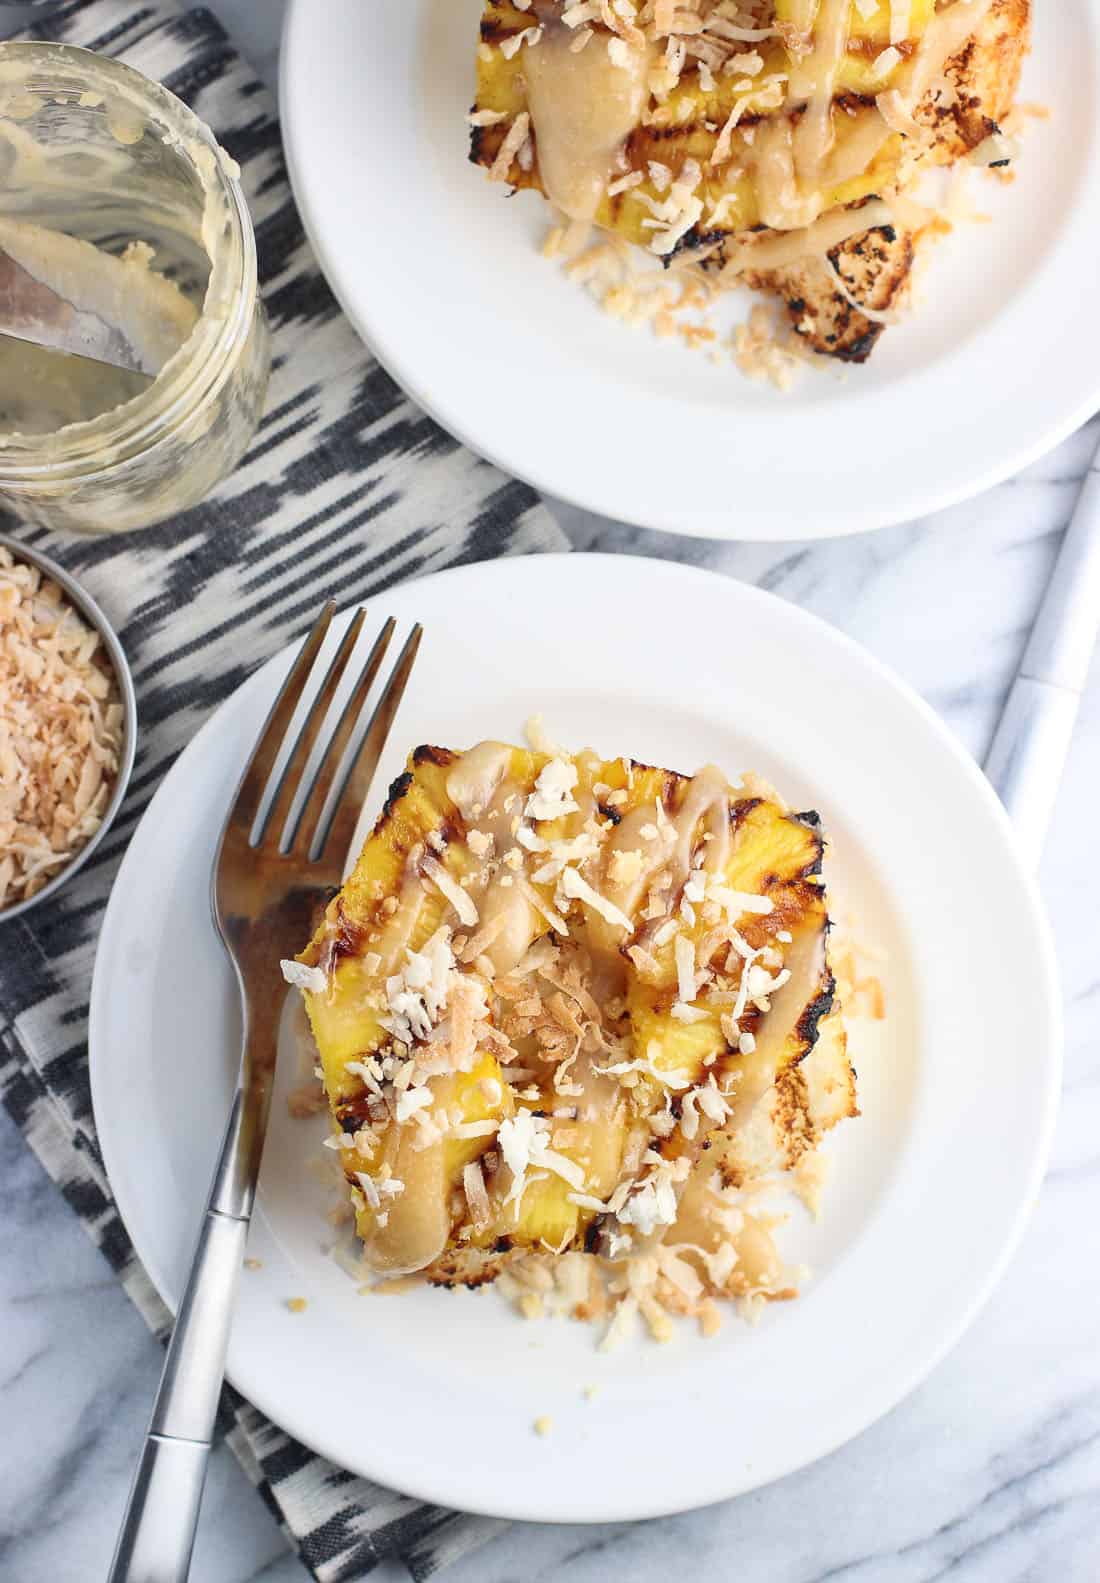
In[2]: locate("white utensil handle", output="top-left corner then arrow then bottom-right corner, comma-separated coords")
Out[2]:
985,438 -> 1100,867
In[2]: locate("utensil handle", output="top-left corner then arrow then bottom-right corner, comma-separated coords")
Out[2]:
107,1091 -> 250,1583
985,438 -> 1100,866
983,676 -> 1082,871
105,1438 -> 211,1583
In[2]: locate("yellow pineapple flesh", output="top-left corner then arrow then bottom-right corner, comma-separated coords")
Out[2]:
295,737 -> 856,1299
470,1 -> 936,254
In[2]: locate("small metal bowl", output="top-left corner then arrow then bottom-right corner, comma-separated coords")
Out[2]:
0,532 -> 137,924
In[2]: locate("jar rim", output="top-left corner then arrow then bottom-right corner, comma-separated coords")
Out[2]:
0,41 -> 259,483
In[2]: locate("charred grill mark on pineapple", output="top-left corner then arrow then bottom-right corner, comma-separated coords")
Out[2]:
470,121 -> 509,176
324,899 -> 368,969
626,753 -> 687,781
337,1093 -> 376,1130
730,796 -> 764,828
793,969 -> 836,1061
413,744 -> 458,769
427,1252 -> 511,1290
753,221 -> 913,365
909,0 -> 1029,162
834,220 -> 898,265
468,121 -> 487,168
812,314 -> 883,365
667,226 -> 729,264
759,813 -> 825,882
797,843 -> 825,883
833,89 -> 873,116
787,815 -> 825,876
479,14 -> 523,45
951,100 -> 1000,151
382,770 -> 414,818
661,771 -> 685,813
621,100 -> 775,197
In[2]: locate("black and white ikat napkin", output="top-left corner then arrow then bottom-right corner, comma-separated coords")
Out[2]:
0,2 -> 568,1575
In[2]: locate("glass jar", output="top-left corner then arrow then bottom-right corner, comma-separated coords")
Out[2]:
0,42 -> 270,534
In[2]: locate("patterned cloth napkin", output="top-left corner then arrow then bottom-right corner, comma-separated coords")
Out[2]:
0,2 -> 567,1576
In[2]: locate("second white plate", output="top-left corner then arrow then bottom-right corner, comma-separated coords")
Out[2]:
281,0 -> 1100,539
89,554 -> 1060,1522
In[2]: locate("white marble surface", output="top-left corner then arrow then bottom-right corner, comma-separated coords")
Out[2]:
2,3 -> 1099,1581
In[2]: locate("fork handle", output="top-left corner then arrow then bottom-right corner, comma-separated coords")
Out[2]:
985,439 -> 1100,867
108,1092 -> 250,1583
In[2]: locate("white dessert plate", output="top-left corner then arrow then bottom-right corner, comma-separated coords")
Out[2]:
89,554 -> 1060,1522
280,0 -> 1100,540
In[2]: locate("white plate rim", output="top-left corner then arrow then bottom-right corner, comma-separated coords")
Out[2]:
88,553 -> 1063,1521
278,0 -> 1100,543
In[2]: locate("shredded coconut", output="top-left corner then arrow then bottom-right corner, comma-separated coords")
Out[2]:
422,855 -> 479,928
525,757 -> 580,822
281,959 -> 327,994
0,547 -> 124,910
559,864 -> 633,932
380,927 -> 456,1046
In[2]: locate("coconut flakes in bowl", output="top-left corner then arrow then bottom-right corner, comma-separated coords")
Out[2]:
0,544 -> 125,911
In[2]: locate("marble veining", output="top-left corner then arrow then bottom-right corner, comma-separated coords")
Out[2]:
1,2 -> 1097,1580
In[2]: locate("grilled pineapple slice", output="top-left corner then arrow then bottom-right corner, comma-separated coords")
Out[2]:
471,0 -> 1031,362
296,739 -> 856,1290
473,3 -> 907,246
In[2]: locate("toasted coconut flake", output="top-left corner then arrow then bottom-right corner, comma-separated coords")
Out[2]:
674,933 -> 697,1003
488,112 -> 531,183
525,756 -> 580,821
560,865 -> 633,932
599,1293 -> 639,1352
422,856 -> 479,927
463,1159 -> 492,1227
0,547 -> 124,910
525,713 -> 567,756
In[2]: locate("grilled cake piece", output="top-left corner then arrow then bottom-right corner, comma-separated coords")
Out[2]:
470,0 -> 1031,362
294,738 -> 858,1324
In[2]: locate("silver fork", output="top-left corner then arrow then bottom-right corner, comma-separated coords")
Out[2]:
107,601 -> 422,1583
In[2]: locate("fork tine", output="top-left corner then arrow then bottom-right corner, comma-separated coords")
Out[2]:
260,607 -> 369,849
289,616 -> 397,857
226,601 -> 335,842
315,623 -> 423,864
